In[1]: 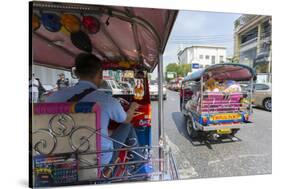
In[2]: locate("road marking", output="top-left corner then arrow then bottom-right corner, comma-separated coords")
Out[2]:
238,153 -> 270,158
208,159 -> 221,165
165,135 -> 199,179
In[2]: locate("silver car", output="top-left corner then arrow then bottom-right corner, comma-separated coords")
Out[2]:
253,83 -> 272,111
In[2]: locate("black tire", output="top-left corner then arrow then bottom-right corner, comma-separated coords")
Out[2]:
186,114 -> 198,139
230,129 -> 239,136
180,98 -> 183,111
263,98 -> 272,111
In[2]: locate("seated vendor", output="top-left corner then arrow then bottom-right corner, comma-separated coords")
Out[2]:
204,78 -> 220,92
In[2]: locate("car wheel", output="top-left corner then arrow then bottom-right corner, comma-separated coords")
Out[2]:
186,114 -> 198,139
180,98 -> 182,111
263,98 -> 271,111
230,129 -> 239,136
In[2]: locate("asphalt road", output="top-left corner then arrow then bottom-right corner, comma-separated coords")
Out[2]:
151,90 -> 272,180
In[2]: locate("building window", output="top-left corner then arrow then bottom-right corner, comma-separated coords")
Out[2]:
199,55 -> 203,59
241,27 -> 258,44
205,55 -> 210,60
219,56 -> 224,63
211,56 -> 216,64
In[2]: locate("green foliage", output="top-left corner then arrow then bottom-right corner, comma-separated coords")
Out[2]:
165,63 -> 191,81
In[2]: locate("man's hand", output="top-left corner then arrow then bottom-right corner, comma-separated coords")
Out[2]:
130,102 -> 140,111
123,102 -> 140,124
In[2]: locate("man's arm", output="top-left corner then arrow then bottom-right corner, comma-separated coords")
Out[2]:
107,97 -> 139,124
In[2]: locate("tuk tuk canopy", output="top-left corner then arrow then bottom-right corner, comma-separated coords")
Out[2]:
183,63 -> 256,82
32,1 -> 178,72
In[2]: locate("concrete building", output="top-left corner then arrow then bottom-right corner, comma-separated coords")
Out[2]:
234,15 -> 272,83
177,45 -> 226,72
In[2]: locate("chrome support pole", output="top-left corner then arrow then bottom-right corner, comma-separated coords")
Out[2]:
158,54 -> 164,179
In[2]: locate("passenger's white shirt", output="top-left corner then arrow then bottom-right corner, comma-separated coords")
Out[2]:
46,80 -> 127,165
29,78 -> 39,92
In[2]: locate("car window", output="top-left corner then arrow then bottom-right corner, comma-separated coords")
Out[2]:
100,81 -> 111,89
254,84 -> 270,90
109,81 -> 116,89
150,80 -> 157,85
116,82 -> 122,89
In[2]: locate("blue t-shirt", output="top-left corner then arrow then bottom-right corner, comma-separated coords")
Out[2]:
46,80 -> 127,165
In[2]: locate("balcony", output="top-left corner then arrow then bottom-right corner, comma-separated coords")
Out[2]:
240,37 -> 258,52
235,15 -> 258,31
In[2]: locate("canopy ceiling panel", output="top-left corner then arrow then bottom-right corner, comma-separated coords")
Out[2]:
33,33 -> 75,69
32,1 -> 178,72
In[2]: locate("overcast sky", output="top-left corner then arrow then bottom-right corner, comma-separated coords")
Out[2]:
152,10 -> 241,79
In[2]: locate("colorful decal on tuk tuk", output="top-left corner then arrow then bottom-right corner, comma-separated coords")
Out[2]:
41,13 -> 62,32
132,104 -> 151,127
34,153 -> 78,187
134,79 -> 144,100
82,15 -> 100,34
198,112 -> 248,126
32,14 -> 41,31
102,61 -> 137,70
60,14 -> 81,33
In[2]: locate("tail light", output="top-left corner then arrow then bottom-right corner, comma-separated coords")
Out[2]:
202,116 -> 208,124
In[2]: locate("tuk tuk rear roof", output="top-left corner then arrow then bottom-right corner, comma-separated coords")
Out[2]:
32,1 -> 178,72
183,63 -> 256,82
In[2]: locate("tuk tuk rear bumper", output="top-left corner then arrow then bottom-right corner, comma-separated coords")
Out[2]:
195,121 -> 254,131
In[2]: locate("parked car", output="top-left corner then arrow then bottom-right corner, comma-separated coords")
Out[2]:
119,81 -> 133,94
253,83 -> 272,111
149,80 -> 167,100
99,79 -> 124,95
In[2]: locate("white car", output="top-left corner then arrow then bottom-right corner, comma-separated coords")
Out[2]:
119,82 -> 133,94
99,80 -> 124,95
149,80 -> 167,100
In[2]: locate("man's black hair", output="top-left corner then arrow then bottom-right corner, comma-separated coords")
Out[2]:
75,53 -> 102,77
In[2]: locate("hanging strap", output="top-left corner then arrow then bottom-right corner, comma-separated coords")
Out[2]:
67,88 -> 96,102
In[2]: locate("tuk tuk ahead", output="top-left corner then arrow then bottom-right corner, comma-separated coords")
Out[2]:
180,63 -> 256,140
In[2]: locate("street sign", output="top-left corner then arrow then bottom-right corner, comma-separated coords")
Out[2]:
167,72 -> 175,79
192,63 -> 199,69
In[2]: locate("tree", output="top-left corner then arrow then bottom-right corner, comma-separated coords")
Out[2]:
166,63 -> 179,73
177,64 -> 191,77
165,63 -> 191,81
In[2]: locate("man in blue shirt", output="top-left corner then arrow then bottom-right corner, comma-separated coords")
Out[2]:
46,53 -> 141,177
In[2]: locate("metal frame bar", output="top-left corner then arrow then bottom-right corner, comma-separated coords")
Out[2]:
126,7 -> 143,64
157,54 -> 164,179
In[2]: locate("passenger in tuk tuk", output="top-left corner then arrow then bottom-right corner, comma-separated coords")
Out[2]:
46,53 -> 144,176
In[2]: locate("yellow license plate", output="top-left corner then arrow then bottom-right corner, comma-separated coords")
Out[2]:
217,129 -> 232,134
210,113 -> 241,121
